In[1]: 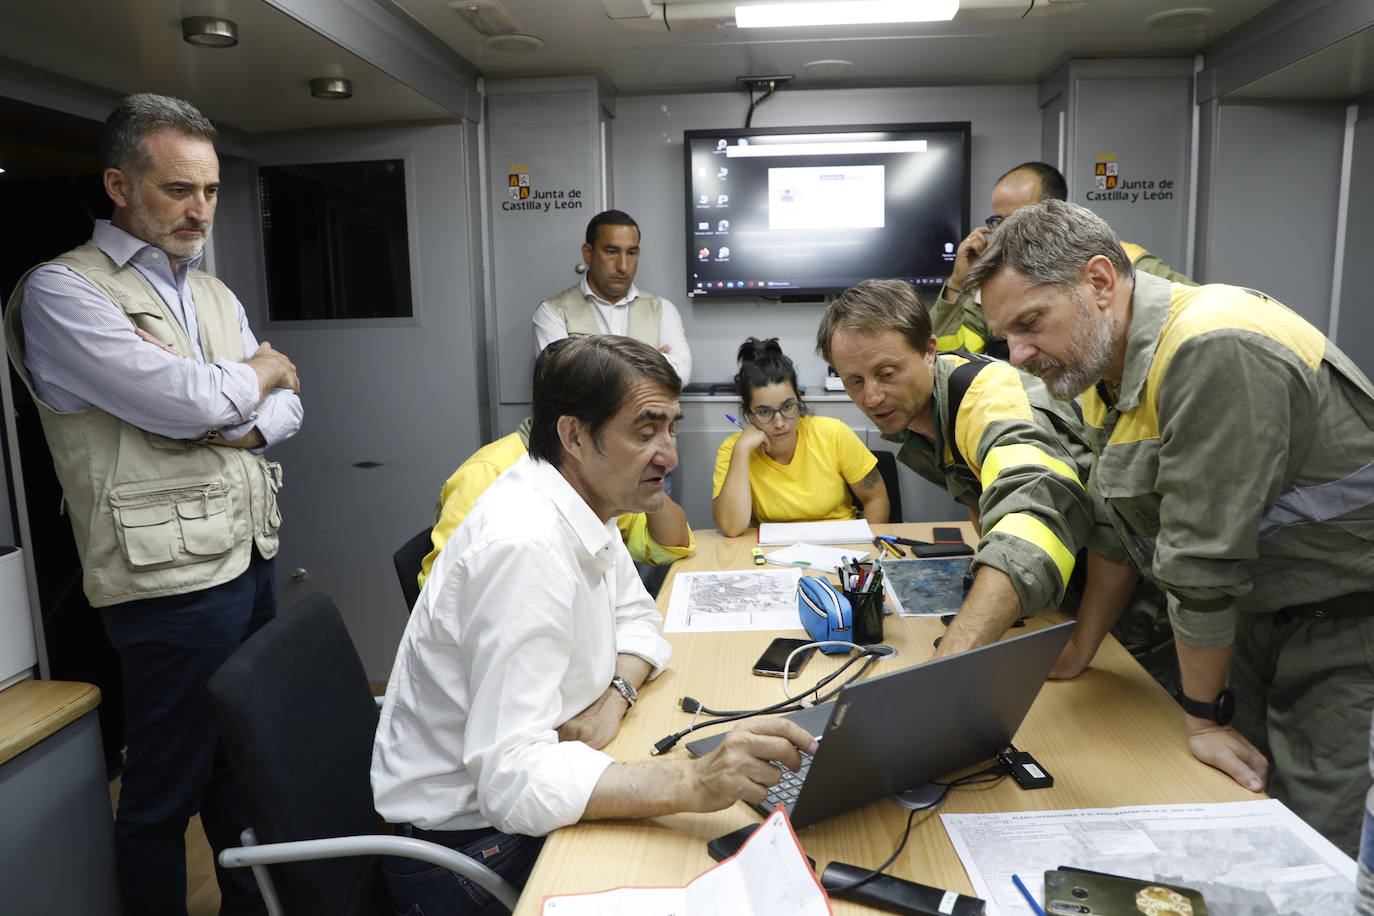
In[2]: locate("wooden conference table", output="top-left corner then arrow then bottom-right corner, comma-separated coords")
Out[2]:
512,523 -> 1255,914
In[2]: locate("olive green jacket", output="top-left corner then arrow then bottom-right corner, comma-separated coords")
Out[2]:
886,354 -> 1113,616
1084,272 -> 1374,649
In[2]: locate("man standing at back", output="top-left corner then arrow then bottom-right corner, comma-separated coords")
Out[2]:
534,209 -> 692,384
969,198 -> 1374,856
935,161 -> 1191,357
5,93 -> 302,914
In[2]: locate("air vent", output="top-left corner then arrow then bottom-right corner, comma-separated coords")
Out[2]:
447,0 -> 522,36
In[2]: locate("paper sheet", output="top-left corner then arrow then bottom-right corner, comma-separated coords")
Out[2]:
763,544 -> 869,572
940,799 -> 1357,915
757,519 -> 874,545
541,808 -> 831,915
664,569 -> 804,633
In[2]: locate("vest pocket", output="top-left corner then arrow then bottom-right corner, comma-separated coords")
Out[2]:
109,478 -> 233,569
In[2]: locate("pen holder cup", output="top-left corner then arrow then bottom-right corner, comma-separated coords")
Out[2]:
842,585 -> 885,645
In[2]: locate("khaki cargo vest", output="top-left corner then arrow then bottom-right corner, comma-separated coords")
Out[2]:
545,283 -> 661,348
4,241 -> 283,607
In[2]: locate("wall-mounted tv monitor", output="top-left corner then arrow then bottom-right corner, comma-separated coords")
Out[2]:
683,122 -> 970,300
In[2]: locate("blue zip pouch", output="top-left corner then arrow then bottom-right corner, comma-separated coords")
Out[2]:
797,575 -> 852,653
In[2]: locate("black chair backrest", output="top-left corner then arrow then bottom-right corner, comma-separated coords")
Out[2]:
208,593 -> 392,916
393,527 -> 432,612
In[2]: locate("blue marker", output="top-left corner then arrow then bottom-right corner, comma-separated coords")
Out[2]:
725,413 -> 747,430
1011,874 -> 1045,916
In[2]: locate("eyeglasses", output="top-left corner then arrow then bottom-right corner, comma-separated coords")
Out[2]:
984,215 -> 1005,231
749,400 -> 800,423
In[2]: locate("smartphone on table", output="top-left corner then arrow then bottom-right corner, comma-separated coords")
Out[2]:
752,637 -> 815,677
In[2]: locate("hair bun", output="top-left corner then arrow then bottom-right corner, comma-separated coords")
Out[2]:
737,336 -> 782,364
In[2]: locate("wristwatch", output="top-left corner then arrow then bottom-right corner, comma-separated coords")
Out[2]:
1176,687 -> 1235,725
609,675 -> 638,708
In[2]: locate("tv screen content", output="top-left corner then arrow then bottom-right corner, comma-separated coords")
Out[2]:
683,123 -> 969,299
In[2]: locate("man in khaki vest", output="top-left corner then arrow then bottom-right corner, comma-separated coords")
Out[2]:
534,209 -> 693,384
5,93 -> 302,915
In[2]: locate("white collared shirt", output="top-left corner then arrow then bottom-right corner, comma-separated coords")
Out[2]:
371,454 -> 672,836
533,277 -> 693,384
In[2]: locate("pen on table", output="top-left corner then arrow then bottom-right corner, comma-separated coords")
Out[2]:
725,413 -> 747,430
751,546 -> 766,566
1011,873 -> 1045,916
874,535 -> 904,558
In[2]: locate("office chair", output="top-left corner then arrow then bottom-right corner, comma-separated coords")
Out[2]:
208,592 -> 519,915
392,526 -> 432,612
853,450 -> 904,524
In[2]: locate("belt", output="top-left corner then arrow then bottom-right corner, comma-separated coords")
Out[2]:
395,822 -> 499,847
1276,591 -> 1374,622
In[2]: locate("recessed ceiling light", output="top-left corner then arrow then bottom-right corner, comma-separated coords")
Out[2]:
1144,7 -> 1214,29
310,78 -> 353,99
804,59 -> 855,78
736,0 -> 958,28
482,33 -> 544,52
181,16 -> 239,49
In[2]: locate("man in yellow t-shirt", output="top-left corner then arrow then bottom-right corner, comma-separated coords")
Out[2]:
711,414 -> 877,526
418,417 -> 695,589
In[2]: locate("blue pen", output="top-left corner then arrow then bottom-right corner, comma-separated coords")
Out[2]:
1011,874 -> 1045,916
725,413 -> 747,430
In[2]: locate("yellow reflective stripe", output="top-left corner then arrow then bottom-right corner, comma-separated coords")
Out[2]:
979,444 -> 1081,490
1120,241 -> 1147,263
935,325 -> 987,354
989,512 -> 1076,585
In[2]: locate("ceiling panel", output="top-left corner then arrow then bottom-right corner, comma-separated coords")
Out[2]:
0,0 -> 455,132
396,0 -> 1283,93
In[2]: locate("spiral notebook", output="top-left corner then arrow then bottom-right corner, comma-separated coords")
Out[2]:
756,519 -> 874,546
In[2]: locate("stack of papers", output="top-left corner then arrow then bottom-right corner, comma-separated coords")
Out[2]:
940,799 -> 1356,915
757,519 -> 874,546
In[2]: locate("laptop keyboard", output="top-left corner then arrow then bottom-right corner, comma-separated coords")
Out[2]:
763,750 -> 814,812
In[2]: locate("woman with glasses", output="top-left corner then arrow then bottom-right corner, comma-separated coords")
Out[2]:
712,337 -> 889,537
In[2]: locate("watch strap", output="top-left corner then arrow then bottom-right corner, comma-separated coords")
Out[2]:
609,674 -> 637,708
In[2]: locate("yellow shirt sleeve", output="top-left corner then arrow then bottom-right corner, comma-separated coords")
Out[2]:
712,432 -> 742,500
617,512 -> 696,566
418,433 -> 528,588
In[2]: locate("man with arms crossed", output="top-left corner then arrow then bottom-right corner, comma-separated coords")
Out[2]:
968,198 -> 1374,855
372,335 -> 814,912
534,209 -> 693,384
5,93 -> 302,914
818,280 -> 1136,665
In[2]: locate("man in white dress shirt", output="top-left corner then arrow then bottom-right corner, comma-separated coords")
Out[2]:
533,210 -> 693,385
372,336 -> 812,914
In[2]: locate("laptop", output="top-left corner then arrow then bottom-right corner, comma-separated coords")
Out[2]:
686,620 -> 1076,829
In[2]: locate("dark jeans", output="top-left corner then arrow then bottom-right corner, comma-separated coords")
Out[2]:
102,552 -> 277,916
383,824 -> 544,916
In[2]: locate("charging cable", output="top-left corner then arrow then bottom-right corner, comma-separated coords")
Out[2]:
653,645 -> 886,755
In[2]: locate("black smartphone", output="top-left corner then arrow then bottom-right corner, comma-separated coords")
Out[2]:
752,637 -> 815,677
932,526 -> 965,544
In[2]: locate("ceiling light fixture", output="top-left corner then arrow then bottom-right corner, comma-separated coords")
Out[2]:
181,16 -> 239,48
735,0 -> 958,28
310,77 -> 353,99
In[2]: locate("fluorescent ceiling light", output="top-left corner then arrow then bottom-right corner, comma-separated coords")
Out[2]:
735,0 -> 958,28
